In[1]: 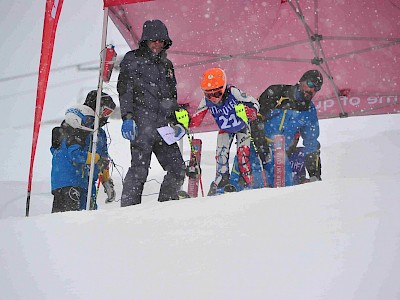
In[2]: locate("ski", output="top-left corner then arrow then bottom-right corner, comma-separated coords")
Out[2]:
273,134 -> 285,188
187,138 -> 202,198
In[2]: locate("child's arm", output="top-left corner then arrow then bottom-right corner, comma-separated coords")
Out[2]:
189,97 -> 208,128
231,87 -> 259,121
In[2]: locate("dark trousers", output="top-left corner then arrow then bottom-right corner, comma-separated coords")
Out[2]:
51,186 -> 81,213
121,138 -> 186,206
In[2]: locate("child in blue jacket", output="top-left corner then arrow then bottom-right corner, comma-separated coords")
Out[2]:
50,104 -> 97,213
51,91 -> 116,213
78,90 -> 116,210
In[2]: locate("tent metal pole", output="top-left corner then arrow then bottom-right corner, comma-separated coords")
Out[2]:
86,7 -> 109,210
288,0 -> 347,117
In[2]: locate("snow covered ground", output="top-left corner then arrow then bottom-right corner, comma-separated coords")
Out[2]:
1,1 -> 400,299
0,113 -> 400,299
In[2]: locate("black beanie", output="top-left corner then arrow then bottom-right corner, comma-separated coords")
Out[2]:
299,70 -> 323,87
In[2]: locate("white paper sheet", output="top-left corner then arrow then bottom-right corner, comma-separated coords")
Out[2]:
157,126 -> 186,145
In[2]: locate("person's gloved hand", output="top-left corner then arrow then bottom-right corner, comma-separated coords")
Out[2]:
175,109 -> 190,129
305,151 -> 322,181
245,106 -> 258,121
173,124 -> 185,138
102,178 -> 116,203
258,144 -> 272,164
86,152 -> 101,164
121,119 -> 138,141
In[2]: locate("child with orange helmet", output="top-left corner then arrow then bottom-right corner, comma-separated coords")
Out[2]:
190,68 -> 260,195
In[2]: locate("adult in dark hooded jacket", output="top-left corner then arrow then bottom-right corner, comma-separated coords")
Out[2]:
117,19 -> 186,206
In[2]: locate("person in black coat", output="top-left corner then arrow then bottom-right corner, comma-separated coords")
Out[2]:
117,19 -> 186,206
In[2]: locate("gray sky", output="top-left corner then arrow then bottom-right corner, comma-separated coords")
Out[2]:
0,1 -> 128,127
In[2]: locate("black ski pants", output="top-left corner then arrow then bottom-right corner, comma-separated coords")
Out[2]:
121,137 -> 186,206
51,186 -> 81,213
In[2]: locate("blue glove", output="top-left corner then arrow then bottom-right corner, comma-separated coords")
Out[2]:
121,119 -> 138,141
173,124 -> 185,138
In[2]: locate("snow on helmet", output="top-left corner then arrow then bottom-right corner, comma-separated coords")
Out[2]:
200,68 -> 227,103
65,104 -> 95,132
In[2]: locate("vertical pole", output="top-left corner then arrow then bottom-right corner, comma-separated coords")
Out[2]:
86,7 -> 109,210
179,138 -> 183,153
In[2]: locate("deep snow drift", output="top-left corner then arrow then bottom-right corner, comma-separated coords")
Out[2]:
1,114 -> 400,299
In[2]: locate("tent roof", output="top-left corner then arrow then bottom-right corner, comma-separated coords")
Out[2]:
107,0 -> 400,132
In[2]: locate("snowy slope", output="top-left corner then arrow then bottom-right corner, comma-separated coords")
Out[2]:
1,1 -> 400,299
0,114 -> 400,300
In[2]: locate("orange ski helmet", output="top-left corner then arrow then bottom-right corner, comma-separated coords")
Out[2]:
200,68 -> 227,103
201,68 -> 227,91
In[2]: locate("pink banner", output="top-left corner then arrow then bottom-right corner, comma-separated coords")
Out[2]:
315,93 -> 400,119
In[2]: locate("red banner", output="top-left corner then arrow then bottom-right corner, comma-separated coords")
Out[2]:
26,0 -> 63,216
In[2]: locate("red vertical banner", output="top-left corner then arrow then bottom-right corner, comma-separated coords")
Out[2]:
26,0 -> 64,216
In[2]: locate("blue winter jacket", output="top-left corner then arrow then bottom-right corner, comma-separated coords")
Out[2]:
51,125 -> 108,193
117,20 -> 178,150
79,128 -> 108,191
231,84 -> 321,187
50,128 -> 91,192
79,128 -> 109,210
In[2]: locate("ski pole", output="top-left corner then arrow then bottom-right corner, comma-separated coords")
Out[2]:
91,174 -> 102,210
234,104 -> 267,187
198,169 -> 204,197
175,109 -> 205,197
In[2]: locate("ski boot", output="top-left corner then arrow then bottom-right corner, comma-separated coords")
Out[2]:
223,184 -> 237,193
208,174 -> 231,196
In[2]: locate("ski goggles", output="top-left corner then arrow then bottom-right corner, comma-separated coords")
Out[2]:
66,108 -> 95,128
101,106 -> 114,118
306,80 -> 322,91
80,114 -> 95,128
204,86 -> 224,100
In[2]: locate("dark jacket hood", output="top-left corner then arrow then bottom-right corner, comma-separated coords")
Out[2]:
139,20 -> 172,50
